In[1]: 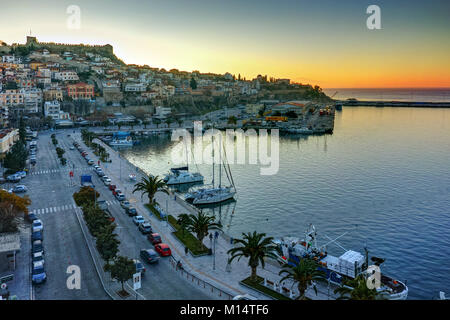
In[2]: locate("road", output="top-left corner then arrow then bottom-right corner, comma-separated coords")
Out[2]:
52,128 -> 213,299
25,130 -> 109,300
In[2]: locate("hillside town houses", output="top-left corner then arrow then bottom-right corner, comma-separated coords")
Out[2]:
0,37 -> 317,133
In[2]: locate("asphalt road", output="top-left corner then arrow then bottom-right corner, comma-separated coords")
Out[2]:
30,128 -> 212,299
25,130 -> 109,300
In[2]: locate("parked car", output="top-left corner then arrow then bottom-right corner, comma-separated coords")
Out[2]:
32,261 -> 47,284
31,230 -> 43,242
147,233 -> 162,245
125,207 -> 137,217
154,243 -> 172,257
11,185 -> 27,193
30,158 -> 37,165
16,171 -> 27,178
32,240 -> 44,255
103,178 -> 111,186
120,200 -> 131,209
109,184 -> 117,191
132,216 -> 145,225
32,252 -> 45,265
87,159 -> 95,165
140,249 -> 160,264
138,222 -> 152,234
115,192 -> 125,201
133,259 -> 146,275
7,174 -> 21,182
69,146 -> 75,150
113,188 -> 122,196
93,165 -> 100,170
32,219 -> 43,232
27,212 -> 37,222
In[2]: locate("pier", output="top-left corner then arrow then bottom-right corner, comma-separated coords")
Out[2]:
338,100 -> 450,108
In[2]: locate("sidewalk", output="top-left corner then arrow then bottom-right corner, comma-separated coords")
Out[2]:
82,135 -> 338,300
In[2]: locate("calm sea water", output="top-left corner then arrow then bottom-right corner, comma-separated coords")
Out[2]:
120,107 -> 450,299
323,88 -> 450,102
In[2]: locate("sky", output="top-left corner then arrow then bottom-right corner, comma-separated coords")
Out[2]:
1,0 -> 449,88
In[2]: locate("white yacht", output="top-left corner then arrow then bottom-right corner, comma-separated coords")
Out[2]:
164,167 -> 204,185
109,138 -> 133,146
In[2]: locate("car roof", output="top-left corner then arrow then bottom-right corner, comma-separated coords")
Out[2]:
33,252 -> 43,257
33,219 -> 42,224
158,243 -> 169,248
33,240 -> 42,245
151,233 -> 160,237
33,261 -> 44,268
135,215 -> 144,219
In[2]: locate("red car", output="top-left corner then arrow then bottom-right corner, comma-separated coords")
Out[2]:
109,184 -> 116,191
147,233 -> 162,245
154,243 -> 171,257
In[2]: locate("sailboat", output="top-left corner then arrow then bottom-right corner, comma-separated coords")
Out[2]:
185,131 -> 236,205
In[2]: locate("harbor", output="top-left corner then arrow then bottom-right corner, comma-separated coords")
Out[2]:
116,106 -> 450,299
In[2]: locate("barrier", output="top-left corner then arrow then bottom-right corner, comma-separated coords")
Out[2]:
169,256 -> 234,300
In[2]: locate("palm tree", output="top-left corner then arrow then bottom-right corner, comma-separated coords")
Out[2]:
185,211 -> 221,249
177,213 -> 191,237
132,175 -> 168,205
227,231 -> 280,283
334,274 -> 384,300
278,259 -> 326,299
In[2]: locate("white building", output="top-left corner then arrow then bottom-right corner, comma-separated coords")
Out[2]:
154,106 -> 172,119
124,82 -> 147,92
44,101 -> 61,120
53,71 -> 79,82
21,88 -> 43,113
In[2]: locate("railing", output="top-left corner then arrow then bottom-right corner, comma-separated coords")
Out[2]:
168,255 -> 234,300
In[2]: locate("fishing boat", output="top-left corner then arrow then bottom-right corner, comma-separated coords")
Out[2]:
273,224 -> 408,300
109,131 -> 134,146
184,132 -> 236,205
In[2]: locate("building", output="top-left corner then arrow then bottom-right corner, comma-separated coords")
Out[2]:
44,100 -> 70,122
67,83 -> 94,100
21,88 -> 43,113
0,106 -> 9,128
246,103 -> 264,114
0,128 -> 19,154
0,90 -> 24,107
271,101 -> 310,115
154,106 -> 172,120
43,88 -> 63,101
124,82 -> 147,92
0,233 -> 21,274
54,71 -> 79,82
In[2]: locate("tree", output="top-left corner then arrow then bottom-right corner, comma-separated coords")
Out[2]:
184,211 -> 221,250
165,118 -> 173,128
18,117 -> 26,144
227,231 -> 280,283
153,118 -> 161,128
132,175 -> 168,205
73,187 -> 100,207
334,274 -> 385,300
177,213 -> 191,238
142,120 -> 150,129
96,225 -> 120,265
227,116 -> 237,125
190,77 -> 197,90
109,256 -> 135,294
3,142 -> 27,172
0,190 -> 31,233
278,259 -> 326,299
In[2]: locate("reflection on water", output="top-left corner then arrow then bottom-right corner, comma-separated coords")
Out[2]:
120,107 -> 450,299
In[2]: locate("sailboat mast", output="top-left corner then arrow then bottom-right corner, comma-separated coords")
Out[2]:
219,133 -> 222,188
211,134 -> 215,188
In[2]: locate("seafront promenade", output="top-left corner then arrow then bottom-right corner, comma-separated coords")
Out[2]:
74,132 -> 340,300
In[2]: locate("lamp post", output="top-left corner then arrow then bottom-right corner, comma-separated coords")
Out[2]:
213,231 -> 219,271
